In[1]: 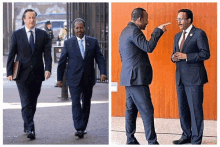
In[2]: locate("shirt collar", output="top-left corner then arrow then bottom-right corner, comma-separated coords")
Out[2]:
183,24 -> 193,34
76,35 -> 85,42
25,26 -> 35,34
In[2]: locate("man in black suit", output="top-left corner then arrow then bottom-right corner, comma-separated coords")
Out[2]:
57,18 -> 107,139
171,9 -> 210,144
119,8 -> 170,145
7,9 -> 52,139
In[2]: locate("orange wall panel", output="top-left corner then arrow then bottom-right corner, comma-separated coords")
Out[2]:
111,3 -> 217,120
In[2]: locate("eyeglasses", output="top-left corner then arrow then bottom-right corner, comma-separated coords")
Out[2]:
176,18 -> 187,22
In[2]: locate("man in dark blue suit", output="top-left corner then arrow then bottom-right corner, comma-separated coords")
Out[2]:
119,8 -> 170,145
171,9 -> 210,144
7,9 -> 52,139
57,18 -> 107,139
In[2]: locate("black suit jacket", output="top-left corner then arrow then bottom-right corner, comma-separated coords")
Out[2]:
172,26 -> 210,85
119,22 -> 163,86
7,27 -> 52,82
57,35 -> 106,87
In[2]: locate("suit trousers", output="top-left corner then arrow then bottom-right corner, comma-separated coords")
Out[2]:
69,76 -> 94,131
176,79 -> 204,144
125,85 -> 157,144
16,71 -> 42,132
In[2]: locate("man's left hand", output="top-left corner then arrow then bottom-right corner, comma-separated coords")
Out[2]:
45,71 -> 51,80
174,52 -> 187,60
101,74 -> 106,82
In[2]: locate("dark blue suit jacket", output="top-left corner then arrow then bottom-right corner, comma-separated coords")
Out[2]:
172,26 -> 210,85
119,22 -> 163,86
7,27 -> 52,82
57,35 -> 106,87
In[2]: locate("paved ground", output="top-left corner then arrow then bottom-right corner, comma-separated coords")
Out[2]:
111,117 -> 217,145
2,53 -> 217,145
3,55 -> 109,145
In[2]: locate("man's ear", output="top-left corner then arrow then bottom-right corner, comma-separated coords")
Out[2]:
188,18 -> 192,23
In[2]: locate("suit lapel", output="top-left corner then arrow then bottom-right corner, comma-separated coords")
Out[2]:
33,28 -> 39,55
84,35 -> 89,59
72,36 -> 83,60
182,26 -> 196,52
176,32 -> 182,52
22,27 -> 30,48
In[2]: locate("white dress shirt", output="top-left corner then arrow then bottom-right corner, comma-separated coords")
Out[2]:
25,26 -> 36,43
76,35 -> 85,52
178,24 -> 193,48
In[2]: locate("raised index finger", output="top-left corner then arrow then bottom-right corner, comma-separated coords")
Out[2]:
163,22 -> 171,26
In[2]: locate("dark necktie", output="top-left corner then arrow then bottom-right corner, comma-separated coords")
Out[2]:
180,31 -> 186,52
29,30 -> 35,54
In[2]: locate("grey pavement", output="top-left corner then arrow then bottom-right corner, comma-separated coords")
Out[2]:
3,54 -> 109,145
111,117 -> 217,145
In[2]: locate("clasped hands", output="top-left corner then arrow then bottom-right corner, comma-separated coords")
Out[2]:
57,74 -> 107,88
172,52 -> 187,62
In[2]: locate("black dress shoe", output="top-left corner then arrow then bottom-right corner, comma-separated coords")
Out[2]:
75,130 -> 84,138
27,131 -> 35,140
173,138 -> 191,144
75,130 -> 87,135
126,138 -> 140,145
153,141 -> 159,145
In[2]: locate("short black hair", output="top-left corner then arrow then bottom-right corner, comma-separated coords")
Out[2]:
178,9 -> 193,23
131,7 -> 146,21
22,9 -> 37,20
73,18 -> 85,28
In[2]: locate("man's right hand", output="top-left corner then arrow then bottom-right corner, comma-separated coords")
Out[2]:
158,22 -> 171,32
8,75 -> 13,81
57,81 -> 63,88
171,54 -> 180,62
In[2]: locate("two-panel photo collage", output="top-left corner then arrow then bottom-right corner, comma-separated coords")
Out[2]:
1,0 -> 218,146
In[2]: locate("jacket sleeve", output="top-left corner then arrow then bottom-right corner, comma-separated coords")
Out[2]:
186,30 -> 210,63
43,31 -> 52,72
132,27 -> 164,53
94,39 -> 107,76
6,31 -> 17,77
57,40 -> 68,81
